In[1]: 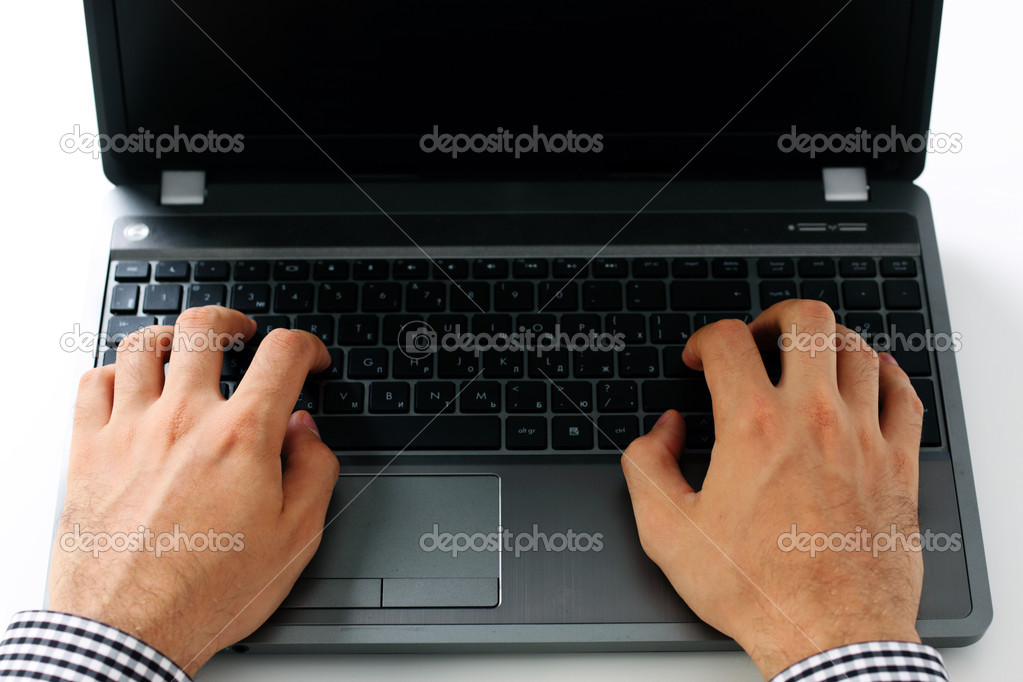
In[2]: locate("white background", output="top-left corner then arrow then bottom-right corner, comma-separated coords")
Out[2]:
1,2 -> 1020,680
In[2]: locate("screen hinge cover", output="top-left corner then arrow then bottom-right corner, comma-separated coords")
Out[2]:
822,167 -> 869,202
160,171 -> 206,205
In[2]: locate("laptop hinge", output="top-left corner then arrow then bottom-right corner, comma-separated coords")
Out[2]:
822,167 -> 869,202
160,171 -> 206,206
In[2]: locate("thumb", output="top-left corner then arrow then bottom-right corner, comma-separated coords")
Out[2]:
281,411 -> 340,526
621,409 -> 695,512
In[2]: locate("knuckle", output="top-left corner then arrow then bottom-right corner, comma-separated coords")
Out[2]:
792,299 -> 836,326
78,367 -> 107,390
708,318 -> 750,339
803,389 -> 843,435
175,305 -> 225,331
262,328 -> 315,356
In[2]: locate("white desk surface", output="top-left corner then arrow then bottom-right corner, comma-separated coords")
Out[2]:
1,2 -> 1020,680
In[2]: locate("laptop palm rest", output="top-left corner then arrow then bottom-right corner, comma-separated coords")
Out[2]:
282,474 -> 500,609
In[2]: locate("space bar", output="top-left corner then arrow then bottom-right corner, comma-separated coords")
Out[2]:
318,416 -> 502,451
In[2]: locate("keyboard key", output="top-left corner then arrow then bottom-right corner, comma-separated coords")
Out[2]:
672,259 -> 708,278
406,282 -> 447,312
606,313 -> 646,344
220,348 -> 255,380
517,314 -> 558,339
839,258 -> 876,278
415,382 -> 456,413
694,312 -> 753,329
553,258 -> 588,279
427,314 -> 468,335
313,260 -> 349,280
353,260 -> 388,280
619,347 -> 659,377
194,261 -> 229,281
596,381 -> 638,412
338,315 -> 378,345
252,315 -> 291,340
513,258 -> 548,279
393,349 -> 435,379
757,258 -> 794,278
650,314 -> 690,344
626,281 -> 666,311
318,282 -> 358,312
105,316 -> 158,345
114,261 -> 150,282
537,281 -> 578,311
561,313 -> 601,336
712,258 -> 747,278
363,282 -> 402,312
234,261 -> 270,281
798,257 -> 835,277
884,281 -> 922,310
593,258 -> 628,278
842,281 -> 881,310
911,379 -> 941,446
187,284 -> 227,309
434,259 -> 469,280
662,346 -> 700,378
887,313 -> 931,376
155,261 -> 189,282
460,381 -> 501,412
295,385 -> 319,414
551,416 -> 594,450
759,281 -> 797,308
473,259 -> 508,279
642,380 -> 712,412
437,350 -> 481,378
319,416 -> 501,450
598,416 -> 639,451
881,258 -> 917,278
275,283 -> 314,313
484,350 -> 525,378
369,382 -> 411,413
314,348 -> 344,381
551,381 -> 593,412
450,282 -> 489,312
844,313 -> 884,344
393,259 -> 430,280
573,350 -> 615,378
110,284 -> 139,314
494,282 -> 534,311
348,348 -> 389,379
671,282 -> 750,311
143,284 -> 182,314
296,315 -> 334,345
530,349 -> 570,379
232,283 -> 271,311
506,417 -> 547,450
274,260 -> 309,281
686,430 -> 715,450
800,281 -> 839,311
506,381 -> 546,412
633,258 -> 668,278
323,383 -> 365,414
582,282 -> 622,311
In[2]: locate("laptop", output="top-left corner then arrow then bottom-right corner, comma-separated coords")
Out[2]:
73,0 -> 990,655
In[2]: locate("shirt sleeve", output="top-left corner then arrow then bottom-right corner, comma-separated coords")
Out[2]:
0,610 -> 191,681
771,640 -> 949,682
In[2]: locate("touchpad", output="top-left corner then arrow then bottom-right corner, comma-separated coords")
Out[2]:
282,474 -> 500,609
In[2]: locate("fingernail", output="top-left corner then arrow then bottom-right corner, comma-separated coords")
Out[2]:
300,411 -> 320,437
879,352 -> 899,366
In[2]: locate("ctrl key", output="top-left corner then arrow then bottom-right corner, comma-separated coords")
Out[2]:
551,416 -> 594,450
506,417 -> 547,450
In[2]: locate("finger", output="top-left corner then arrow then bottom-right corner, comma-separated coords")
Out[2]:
72,366 -> 116,431
164,306 -> 256,397
281,412 -> 340,524
681,319 -> 773,413
621,410 -> 694,506
232,329 -> 330,429
878,354 -> 925,454
835,323 -> 881,410
112,326 -> 174,412
748,299 -> 839,388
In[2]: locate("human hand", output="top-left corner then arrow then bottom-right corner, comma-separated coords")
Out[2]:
621,300 -> 925,679
49,306 -> 339,675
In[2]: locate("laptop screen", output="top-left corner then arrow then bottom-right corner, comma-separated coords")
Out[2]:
101,0 -> 939,181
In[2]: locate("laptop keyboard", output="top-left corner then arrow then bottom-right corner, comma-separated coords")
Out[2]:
101,255 -> 941,453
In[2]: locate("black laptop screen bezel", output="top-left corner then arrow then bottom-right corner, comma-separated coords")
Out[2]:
83,0 -> 943,186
